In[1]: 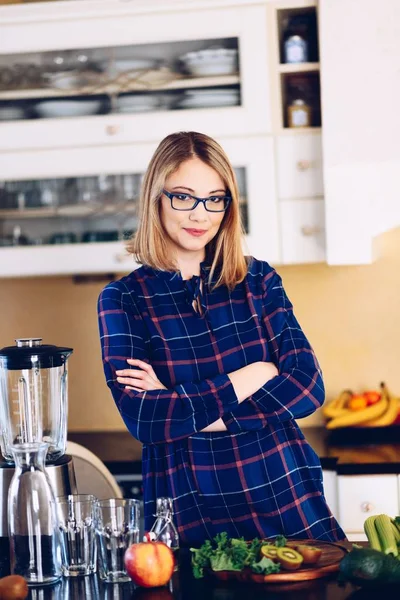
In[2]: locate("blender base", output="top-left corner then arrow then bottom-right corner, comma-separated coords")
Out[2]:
0,454 -> 77,576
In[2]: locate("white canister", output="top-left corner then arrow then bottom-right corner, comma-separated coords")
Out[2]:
284,35 -> 308,64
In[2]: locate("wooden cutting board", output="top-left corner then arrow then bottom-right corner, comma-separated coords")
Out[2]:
211,539 -> 348,584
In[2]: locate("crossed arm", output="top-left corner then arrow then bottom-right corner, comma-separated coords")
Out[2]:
98,269 -> 324,444
115,359 -> 279,432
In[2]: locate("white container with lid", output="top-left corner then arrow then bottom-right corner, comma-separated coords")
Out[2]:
284,35 -> 308,64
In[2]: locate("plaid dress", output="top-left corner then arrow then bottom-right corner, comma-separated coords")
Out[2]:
98,257 -> 346,546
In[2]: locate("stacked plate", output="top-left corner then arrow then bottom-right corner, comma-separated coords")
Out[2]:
101,58 -> 159,77
116,94 -> 160,113
178,88 -> 240,109
0,106 -> 25,121
34,99 -> 101,118
179,48 -> 238,77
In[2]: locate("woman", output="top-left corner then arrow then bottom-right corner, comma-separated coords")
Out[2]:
98,131 -> 346,546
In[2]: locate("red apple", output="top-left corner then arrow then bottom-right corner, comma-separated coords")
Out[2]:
124,542 -> 174,588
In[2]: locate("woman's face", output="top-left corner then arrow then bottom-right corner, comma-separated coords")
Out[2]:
160,157 -> 227,265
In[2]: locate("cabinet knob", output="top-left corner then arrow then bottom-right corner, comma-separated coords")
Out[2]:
106,124 -> 120,136
360,501 -> 374,513
301,225 -> 322,237
297,160 -> 313,171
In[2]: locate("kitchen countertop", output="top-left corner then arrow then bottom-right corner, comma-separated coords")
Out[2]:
24,549 -> 367,600
23,576 -> 365,600
68,426 -> 400,476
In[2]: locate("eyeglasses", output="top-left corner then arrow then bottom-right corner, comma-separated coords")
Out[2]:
162,189 -> 231,212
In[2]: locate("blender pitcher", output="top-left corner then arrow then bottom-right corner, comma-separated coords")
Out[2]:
0,338 -> 73,463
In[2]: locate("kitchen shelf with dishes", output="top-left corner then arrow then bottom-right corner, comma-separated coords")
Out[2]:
0,1 -> 281,275
0,39 -> 242,120
0,0 -> 273,153
0,168 -> 249,249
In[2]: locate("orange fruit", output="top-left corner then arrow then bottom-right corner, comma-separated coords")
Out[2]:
348,395 -> 368,411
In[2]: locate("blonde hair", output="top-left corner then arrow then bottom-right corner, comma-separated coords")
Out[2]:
127,131 -> 248,289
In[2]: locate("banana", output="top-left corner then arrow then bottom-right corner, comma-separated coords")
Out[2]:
355,382 -> 399,427
326,393 -> 389,429
323,389 -> 353,419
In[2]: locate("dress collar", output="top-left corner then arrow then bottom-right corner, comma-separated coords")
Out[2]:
143,260 -> 212,282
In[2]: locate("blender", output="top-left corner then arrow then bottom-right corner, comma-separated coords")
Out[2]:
0,338 -> 78,576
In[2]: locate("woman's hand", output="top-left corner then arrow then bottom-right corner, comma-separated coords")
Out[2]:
116,359 -> 167,392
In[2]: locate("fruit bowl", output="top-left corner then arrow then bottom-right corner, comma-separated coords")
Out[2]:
323,383 -> 400,430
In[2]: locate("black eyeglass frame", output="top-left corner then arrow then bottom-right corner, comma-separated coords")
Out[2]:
162,189 -> 231,213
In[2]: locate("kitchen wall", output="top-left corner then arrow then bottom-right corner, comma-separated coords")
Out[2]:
0,226 -> 399,431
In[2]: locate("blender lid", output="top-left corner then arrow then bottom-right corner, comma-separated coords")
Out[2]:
0,338 -> 73,369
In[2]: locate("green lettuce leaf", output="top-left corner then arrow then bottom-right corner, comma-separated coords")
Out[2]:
251,556 -> 281,575
190,540 -> 214,579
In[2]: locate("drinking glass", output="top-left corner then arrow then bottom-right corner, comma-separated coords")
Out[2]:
56,494 -> 97,577
8,442 -> 63,586
95,499 -> 140,583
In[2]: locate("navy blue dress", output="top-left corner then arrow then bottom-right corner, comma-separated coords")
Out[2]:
98,257 -> 346,546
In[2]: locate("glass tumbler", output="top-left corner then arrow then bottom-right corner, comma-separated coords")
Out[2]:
56,494 -> 97,577
95,499 -> 140,583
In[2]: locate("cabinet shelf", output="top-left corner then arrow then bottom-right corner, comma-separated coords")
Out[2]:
279,62 -> 319,74
0,202 -> 137,219
0,74 -> 240,102
279,126 -> 321,135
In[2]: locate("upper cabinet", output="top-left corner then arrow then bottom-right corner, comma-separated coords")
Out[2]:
0,0 -> 399,276
269,0 -> 325,265
319,0 -> 400,264
0,136 -> 279,277
0,0 -> 271,150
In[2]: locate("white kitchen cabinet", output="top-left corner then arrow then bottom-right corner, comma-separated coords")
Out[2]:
276,133 -> 324,199
319,0 -> 400,264
0,136 -> 279,277
322,469 -> 339,523
279,198 -> 325,264
271,0 -> 400,265
337,475 -> 399,541
1,0 -> 400,275
0,0 -> 271,150
0,0 -> 280,276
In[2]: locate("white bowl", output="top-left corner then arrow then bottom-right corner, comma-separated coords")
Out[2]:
178,95 -> 240,109
44,72 -> 90,90
180,48 -> 238,76
116,94 -> 160,109
184,88 -> 239,97
102,58 -> 158,75
116,105 -> 156,114
0,107 -> 25,120
181,48 -> 237,63
186,61 -> 237,77
34,100 -> 101,118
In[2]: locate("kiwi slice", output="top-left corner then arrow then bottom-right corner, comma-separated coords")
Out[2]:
260,544 -> 279,561
276,547 -> 304,570
295,544 -> 323,565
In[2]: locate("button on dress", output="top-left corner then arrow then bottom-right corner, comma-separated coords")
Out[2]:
98,257 -> 346,545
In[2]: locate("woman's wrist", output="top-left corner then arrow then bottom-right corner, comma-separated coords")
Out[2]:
228,361 -> 278,403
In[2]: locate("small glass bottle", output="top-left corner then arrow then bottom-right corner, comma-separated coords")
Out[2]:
8,442 -> 63,586
150,497 -> 180,570
284,34 -> 308,64
288,98 -> 311,128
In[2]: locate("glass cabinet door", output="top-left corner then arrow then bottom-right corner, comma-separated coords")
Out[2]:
0,168 -> 248,248
0,135 -> 279,277
0,2 -> 272,150
0,37 -> 240,121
